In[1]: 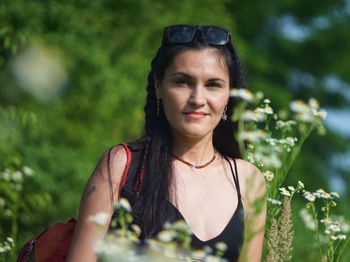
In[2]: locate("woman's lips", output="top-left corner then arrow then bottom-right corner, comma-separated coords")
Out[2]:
183,112 -> 208,119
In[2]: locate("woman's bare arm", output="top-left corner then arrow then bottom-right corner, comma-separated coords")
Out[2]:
66,145 -> 127,262
239,162 -> 267,262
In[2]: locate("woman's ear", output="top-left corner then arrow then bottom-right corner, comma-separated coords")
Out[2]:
154,77 -> 162,99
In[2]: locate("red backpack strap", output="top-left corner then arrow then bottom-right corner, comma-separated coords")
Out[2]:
118,143 -> 132,200
118,142 -> 145,205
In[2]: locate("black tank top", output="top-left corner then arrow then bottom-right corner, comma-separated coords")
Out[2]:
167,156 -> 244,262
112,146 -> 244,262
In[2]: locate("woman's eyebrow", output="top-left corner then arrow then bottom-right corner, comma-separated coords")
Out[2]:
207,78 -> 226,83
171,72 -> 226,83
171,72 -> 192,78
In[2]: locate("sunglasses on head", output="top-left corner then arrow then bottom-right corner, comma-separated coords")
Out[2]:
163,24 -> 232,46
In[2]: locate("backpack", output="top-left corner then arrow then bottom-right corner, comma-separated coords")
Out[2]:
16,142 -> 144,262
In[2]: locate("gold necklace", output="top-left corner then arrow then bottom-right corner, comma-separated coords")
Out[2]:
172,151 -> 216,171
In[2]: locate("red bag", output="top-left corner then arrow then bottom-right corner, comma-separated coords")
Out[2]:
16,218 -> 76,262
16,143 -> 144,262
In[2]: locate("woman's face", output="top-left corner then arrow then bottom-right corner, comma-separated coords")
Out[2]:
156,48 -> 230,139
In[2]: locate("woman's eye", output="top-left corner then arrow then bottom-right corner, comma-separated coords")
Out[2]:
175,79 -> 189,85
207,82 -> 222,88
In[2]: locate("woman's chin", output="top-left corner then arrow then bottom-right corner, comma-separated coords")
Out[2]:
172,128 -> 212,140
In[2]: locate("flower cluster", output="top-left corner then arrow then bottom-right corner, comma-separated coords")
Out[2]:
230,88 -> 255,102
263,171 -> 274,182
275,120 -> 297,131
0,237 -> 14,253
254,104 -> 273,115
290,98 -> 327,123
242,110 -> 266,122
303,189 -> 340,203
321,218 -> 347,241
278,181 -> 305,198
0,166 -> 34,192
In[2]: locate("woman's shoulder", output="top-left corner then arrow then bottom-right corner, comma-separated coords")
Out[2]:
100,144 -> 128,170
90,144 -> 129,191
227,157 -> 266,204
235,158 -> 263,179
226,157 -> 263,181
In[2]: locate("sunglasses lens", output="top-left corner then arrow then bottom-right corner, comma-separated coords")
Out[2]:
202,26 -> 229,45
167,26 -> 195,43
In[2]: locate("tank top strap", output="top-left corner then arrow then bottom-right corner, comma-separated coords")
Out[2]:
223,156 -> 242,200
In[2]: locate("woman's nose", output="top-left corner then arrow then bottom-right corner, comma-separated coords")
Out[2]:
189,85 -> 205,107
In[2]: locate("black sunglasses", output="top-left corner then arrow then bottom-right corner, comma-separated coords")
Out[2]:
163,24 -> 231,46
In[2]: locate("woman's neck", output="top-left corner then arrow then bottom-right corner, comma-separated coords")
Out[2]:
171,131 -> 215,166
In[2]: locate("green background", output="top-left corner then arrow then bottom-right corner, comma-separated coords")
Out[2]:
1,0 -> 349,260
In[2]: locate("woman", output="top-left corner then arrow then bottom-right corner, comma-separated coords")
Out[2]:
67,25 -> 266,262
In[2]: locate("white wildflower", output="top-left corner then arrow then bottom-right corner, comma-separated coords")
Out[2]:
290,100 -> 310,113
117,198 -> 132,212
206,255 -> 222,262
337,234 -> 347,240
285,137 -> 296,146
255,91 -> 264,100
328,223 -> 341,233
11,171 -> 23,182
191,250 -> 206,260
298,181 -> 305,188
131,224 -> 141,235
88,212 -> 109,226
242,110 -> 266,122
254,105 -> 273,115
276,120 -> 297,130
264,105 -> 273,114
304,191 -> 316,202
0,243 -> 11,253
279,187 -> 291,197
173,220 -> 192,234
263,171 -> 274,182
313,189 -> 331,199
265,138 -> 277,146
1,170 -> 11,181
263,98 -> 271,104
267,198 -> 282,205
330,235 -> 338,240
330,192 -> 340,198
288,186 -> 296,192
23,166 -> 34,176
215,241 -> 228,252
5,237 -> 13,244
230,89 -> 253,101
157,230 -> 176,242
308,98 -> 320,109
247,152 -> 255,163
317,109 -> 327,120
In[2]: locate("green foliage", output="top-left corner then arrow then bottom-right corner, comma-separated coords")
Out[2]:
0,0 -> 349,261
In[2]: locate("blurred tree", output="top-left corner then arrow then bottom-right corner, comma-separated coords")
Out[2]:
0,0 -> 349,260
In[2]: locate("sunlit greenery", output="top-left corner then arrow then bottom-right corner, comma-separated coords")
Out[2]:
1,0 -> 349,261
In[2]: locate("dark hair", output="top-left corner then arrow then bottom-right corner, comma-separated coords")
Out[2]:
136,29 -> 246,238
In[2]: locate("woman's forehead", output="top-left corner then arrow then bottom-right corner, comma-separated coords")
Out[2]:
166,48 -> 229,79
